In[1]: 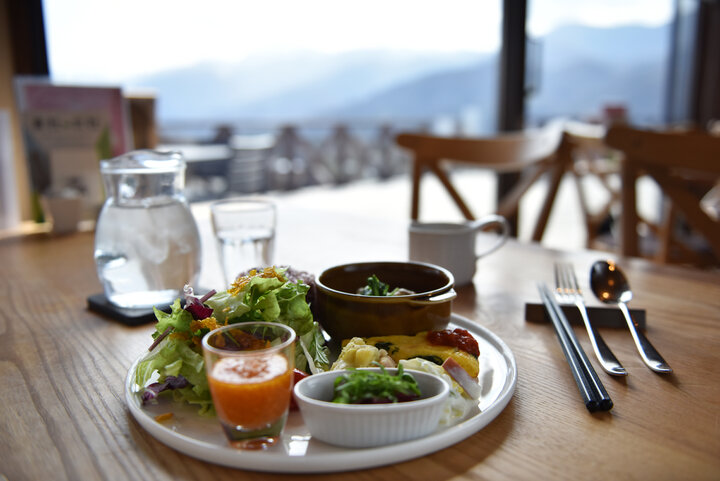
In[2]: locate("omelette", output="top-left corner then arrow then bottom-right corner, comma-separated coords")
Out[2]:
339,331 -> 480,378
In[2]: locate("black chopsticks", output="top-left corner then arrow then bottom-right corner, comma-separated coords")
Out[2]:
537,283 -> 613,412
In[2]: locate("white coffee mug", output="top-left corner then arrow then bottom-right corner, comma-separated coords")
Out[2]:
409,215 -> 510,286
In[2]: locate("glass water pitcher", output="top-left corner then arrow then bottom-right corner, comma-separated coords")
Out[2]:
94,150 -> 201,309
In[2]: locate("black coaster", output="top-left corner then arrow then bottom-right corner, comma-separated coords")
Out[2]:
87,293 -> 173,326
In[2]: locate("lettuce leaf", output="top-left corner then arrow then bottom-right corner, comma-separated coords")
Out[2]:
141,375 -> 189,403
136,336 -> 213,415
205,275 -> 284,324
138,268 -> 329,415
206,276 -> 330,372
152,299 -> 192,337
299,324 -> 330,373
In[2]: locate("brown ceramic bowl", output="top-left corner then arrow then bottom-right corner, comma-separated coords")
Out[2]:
314,261 -> 456,342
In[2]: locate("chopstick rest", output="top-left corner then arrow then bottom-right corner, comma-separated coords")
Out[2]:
537,283 -> 613,413
524,302 -> 646,329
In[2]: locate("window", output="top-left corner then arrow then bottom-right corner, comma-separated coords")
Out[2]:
43,0 -> 503,139
43,0 -> 504,193
526,0 -> 674,126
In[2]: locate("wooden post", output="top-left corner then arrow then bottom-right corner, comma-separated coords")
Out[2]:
496,0 -> 528,235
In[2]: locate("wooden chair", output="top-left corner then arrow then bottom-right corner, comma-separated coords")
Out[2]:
559,122 -> 623,251
396,121 -> 566,242
604,125 -> 720,266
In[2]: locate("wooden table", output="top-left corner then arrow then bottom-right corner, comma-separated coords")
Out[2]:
2,191 -> 720,480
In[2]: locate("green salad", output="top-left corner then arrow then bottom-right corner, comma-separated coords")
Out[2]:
135,267 -> 330,415
332,364 -> 421,404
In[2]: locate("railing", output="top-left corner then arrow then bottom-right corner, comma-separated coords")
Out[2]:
159,120 -> 426,201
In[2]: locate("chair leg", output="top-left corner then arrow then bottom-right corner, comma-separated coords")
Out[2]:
497,163 -> 546,220
570,169 -> 593,247
620,159 -> 640,258
411,157 -> 425,220
532,161 -> 565,242
429,162 -> 475,220
655,198 -> 674,263
648,168 -> 720,259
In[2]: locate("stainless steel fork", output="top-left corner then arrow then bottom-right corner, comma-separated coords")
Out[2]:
554,262 -> 628,376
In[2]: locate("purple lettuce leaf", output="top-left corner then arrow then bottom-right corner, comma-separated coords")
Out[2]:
141,375 -> 190,404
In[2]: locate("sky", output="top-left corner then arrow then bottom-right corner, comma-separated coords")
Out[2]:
43,0 -> 673,84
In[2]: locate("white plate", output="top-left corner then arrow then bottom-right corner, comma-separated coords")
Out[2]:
125,313 -> 517,473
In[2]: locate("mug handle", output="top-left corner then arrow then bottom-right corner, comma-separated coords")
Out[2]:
468,214 -> 510,260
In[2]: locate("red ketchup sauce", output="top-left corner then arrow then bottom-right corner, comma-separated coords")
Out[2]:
426,328 -> 479,357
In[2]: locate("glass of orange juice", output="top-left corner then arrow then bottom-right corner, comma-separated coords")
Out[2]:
202,322 -> 296,449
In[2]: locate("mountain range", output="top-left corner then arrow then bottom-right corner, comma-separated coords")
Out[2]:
128,22 -> 671,134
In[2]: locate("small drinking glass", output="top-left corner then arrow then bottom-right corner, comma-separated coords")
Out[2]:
210,198 -> 276,287
202,322 -> 296,450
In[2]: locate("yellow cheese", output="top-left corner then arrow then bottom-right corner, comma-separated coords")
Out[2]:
345,332 -> 479,378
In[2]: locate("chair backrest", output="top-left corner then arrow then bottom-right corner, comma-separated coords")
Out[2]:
396,120 -> 564,172
605,124 -> 720,265
606,125 -> 720,173
396,121 -> 566,242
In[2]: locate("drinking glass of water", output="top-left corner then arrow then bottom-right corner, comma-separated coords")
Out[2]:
210,198 -> 276,287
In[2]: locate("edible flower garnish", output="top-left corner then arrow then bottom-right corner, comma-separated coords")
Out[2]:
228,267 -> 286,296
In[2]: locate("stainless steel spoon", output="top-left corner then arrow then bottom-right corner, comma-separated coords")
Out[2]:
589,260 -> 673,373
